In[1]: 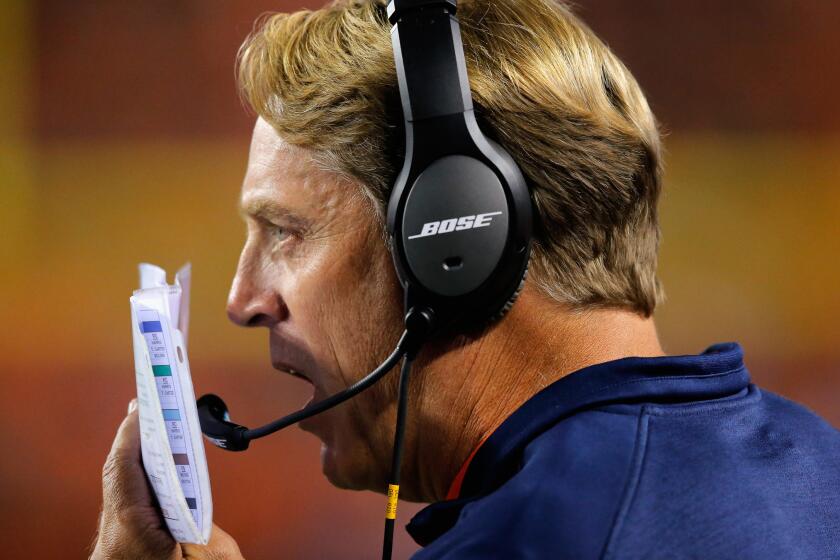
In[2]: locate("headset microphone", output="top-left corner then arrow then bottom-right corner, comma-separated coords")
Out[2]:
197,307 -> 434,451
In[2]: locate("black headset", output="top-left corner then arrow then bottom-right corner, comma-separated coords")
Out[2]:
197,1 -> 531,557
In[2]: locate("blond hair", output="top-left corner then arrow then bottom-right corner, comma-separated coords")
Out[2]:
237,0 -> 664,315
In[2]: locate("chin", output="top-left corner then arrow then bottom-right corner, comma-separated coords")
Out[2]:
300,403 -> 382,492
319,440 -> 379,493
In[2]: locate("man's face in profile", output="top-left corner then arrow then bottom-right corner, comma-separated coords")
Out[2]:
226,118 -> 405,491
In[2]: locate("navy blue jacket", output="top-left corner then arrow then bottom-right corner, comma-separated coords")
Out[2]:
408,343 -> 840,559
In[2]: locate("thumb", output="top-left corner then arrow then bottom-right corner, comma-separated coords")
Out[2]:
101,399 -> 152,513
181,524 -> 245,560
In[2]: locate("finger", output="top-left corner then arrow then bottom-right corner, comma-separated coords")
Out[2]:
181,524 -> 244,560
93,401 -> 181,560
110,399 -> 140,457
101,402 -> 150,513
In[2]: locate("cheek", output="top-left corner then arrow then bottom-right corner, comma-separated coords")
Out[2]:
318,236 -> 403,350
302,235 -> 405,488
316,383 -> 392,490
287,228 -> 403,391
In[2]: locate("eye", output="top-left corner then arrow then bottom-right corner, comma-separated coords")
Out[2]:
272,225 -> 291,242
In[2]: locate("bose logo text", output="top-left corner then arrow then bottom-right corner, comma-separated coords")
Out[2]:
408,211 -> 503,240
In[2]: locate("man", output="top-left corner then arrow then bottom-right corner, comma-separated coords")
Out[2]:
90,0 -> 840,558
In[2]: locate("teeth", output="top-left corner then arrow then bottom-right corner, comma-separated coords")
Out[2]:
276,365 -> 311,384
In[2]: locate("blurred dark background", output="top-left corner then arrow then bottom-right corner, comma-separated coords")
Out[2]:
0,1 -> 838,558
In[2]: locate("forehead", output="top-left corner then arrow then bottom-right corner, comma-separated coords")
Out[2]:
239,118 -> 344,217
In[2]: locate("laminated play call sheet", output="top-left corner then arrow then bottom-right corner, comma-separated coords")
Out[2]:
129,263 -> 212,544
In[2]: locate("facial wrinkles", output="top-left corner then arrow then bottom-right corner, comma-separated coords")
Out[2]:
307,198 -> 400,470
240,132 -> 347,370
243,155 -> 341,297
313,204 -> 377,391
242,119 -> 409,490
283,177 -> 380,401
239,210 -> 292,296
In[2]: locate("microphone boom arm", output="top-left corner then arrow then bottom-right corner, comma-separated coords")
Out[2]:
245,332 -> 407,440
197,306 -> 435,451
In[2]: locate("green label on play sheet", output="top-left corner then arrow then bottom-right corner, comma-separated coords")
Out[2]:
152,364 -> 172,377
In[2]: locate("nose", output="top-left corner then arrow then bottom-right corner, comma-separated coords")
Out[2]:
226,252 -> 287,328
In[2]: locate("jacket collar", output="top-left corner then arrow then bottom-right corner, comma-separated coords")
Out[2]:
407,342 -> 750,546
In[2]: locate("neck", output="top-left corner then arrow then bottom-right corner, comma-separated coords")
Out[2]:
404,284 -> 664,503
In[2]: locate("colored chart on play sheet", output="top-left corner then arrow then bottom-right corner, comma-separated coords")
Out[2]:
138,309 -> 200,524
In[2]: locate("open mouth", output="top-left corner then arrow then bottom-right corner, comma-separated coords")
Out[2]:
288,369 -> 311,384
273,363 -> 320,417
273,362 -> 314,386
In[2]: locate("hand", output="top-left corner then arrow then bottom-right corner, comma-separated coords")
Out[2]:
90,399 -> 245,560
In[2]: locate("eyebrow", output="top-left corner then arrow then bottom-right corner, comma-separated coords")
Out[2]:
239,198 -> 311,230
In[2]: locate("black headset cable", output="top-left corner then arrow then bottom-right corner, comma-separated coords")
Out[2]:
382,352 -> 415,560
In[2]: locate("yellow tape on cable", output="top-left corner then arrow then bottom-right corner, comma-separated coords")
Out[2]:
385,484 -> 400,520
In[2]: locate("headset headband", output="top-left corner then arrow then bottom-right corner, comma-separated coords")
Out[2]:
387,0 -> 471,122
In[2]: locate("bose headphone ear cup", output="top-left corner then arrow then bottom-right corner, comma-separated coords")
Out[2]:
386,0 -> 532,332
